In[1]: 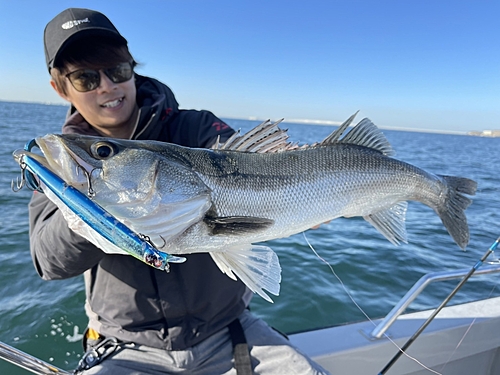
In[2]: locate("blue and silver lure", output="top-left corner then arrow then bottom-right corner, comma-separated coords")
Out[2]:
13,139 -> 186,271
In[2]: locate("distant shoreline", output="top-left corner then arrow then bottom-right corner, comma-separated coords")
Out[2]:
222,116 -> 469,135
1,100 -> 494,136
467,130 -> 500,138
0,99 -> 69,107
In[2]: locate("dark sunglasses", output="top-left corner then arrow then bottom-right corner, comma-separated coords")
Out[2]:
65,62 -> 134,92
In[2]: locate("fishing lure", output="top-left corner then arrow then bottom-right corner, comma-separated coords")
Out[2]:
13,139 -> 186,271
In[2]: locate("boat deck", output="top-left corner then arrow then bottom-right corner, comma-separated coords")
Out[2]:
290,296 -> 500,374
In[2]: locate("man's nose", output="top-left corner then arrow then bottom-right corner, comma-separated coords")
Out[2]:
96,71 -> 117,92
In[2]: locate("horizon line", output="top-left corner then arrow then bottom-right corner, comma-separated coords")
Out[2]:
222,116 -> 470,135
0,99 -> 493,136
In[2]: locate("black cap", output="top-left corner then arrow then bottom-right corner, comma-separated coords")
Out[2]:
44,8 -> 128,72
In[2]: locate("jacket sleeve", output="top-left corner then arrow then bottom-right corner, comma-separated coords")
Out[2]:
168,110 -> 235,148
29,191 -> 105,280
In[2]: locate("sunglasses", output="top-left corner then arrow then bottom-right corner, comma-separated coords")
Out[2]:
65,62 -> 134,92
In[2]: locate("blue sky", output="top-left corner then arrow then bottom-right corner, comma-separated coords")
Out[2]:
1,1 -> 498,133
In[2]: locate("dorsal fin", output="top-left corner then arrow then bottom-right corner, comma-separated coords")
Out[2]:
321,116 -> 394,156
213,113 -> 393,156
213,120 -> 297,153
321,111 -> 358,143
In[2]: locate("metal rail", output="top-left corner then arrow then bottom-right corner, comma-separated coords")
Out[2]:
0,341 -> 70,374
370,263 -> 500,339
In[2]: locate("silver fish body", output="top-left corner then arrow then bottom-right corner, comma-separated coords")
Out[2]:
33,115 -> 477,301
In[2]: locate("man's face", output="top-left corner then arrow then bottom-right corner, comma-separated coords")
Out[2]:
52,63 -> 139,138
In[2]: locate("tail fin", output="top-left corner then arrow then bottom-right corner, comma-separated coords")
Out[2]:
210,245 -> 282,303
437,175 -> 477,249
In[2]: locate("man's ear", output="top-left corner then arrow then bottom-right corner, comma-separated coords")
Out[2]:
50,79 -> 70,102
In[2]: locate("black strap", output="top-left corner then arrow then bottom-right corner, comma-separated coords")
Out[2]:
228,319 -> 253,375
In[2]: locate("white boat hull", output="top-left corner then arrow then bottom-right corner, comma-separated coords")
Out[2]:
290,296 -> 500,374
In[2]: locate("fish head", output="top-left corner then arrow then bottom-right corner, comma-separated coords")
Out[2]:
35,134 -> 210,225
35,134 -> 164,211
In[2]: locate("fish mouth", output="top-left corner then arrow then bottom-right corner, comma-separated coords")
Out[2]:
35,135 -> 94,187
13,149 -> 51,168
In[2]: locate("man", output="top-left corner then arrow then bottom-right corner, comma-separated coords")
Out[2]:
30,8 -> 330,374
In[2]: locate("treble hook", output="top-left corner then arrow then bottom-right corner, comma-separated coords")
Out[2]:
87,169 -> 97,198
139,233 -> 156,248
157,235 -> 168,250
12,139 -> 44,193
11,155 -> 41,192
11,159 -> 27,192
76,165 -> 97,198
139,233 -> 167,250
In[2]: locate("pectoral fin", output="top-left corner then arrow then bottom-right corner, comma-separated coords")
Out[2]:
363,202 -> 408,245
204,216 -> 274,235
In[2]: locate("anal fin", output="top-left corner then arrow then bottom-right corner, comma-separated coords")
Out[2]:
363,202 -> 408,245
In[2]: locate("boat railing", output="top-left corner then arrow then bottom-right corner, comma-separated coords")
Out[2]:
369,263 -> 500,339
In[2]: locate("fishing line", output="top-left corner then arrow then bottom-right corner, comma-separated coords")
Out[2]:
439,246 -> 500,371
439,276 -> 500,373
378,236 -> 500,375
302,233 -> 441,375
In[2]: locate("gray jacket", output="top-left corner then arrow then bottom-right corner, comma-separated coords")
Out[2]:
29,75 -> 250,350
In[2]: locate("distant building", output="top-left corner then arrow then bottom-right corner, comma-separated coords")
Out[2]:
468,130 -> 500,137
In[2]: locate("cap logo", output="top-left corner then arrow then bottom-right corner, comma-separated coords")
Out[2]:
61,18 -> 90,30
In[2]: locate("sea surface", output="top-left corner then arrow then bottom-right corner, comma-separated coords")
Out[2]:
0,100 -> 499,374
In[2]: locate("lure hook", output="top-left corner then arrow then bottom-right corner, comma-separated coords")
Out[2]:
87,170 -> 97,198
11,155 -> 28,192
11,169 -> 26,192
12,139 -> 44,193
139,233 -> 167,251
11,155 -> 42,192
76,165 -> 97,198
157,235 -> 167,249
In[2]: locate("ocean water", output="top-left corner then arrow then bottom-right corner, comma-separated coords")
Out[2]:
0,100 -> 499,374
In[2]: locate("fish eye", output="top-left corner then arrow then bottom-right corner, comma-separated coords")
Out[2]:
90,141 -> 117,159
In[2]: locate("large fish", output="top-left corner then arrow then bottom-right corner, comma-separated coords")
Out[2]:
28,114 -> 477,302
